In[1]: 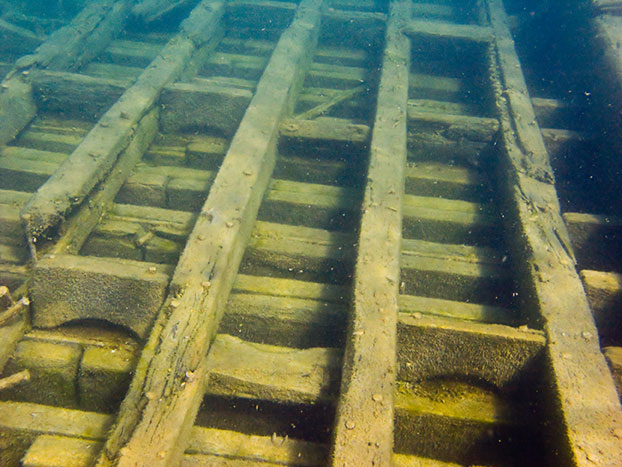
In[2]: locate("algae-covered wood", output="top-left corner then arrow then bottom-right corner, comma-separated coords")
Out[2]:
486,0 -> 622,464
96,1 -> 324,465
331,1 -> 410,464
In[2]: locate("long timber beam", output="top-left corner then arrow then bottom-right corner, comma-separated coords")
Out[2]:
95,1 -> 325,465
485,0 -> 622,464
330,1 -> 410,464
21,1 -> 225,247
0,0 -> 134,146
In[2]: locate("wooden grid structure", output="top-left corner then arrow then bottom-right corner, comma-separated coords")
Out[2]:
1,0 -> 622,465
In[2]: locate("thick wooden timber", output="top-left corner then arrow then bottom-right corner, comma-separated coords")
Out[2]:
12,0 -> 133,73
407,107 -> 499,142
0,0 -> 134,145
331,1 -> 410,465
30,254 -> 173,338
29,70 -> 253,134
280,117 -> 370,143
486,0 -> 622,464
132,0 -> 196,24
410,3 -> 456,21
47,109 -> 159,257
404,19 -> 494,43
12,329 -> 542,464
0,401 -> 325,467
580,270 -> 622,344
563,211 -> 622,270
21,1 -> 226,246
397,313 -> 544,388
96,1 -> 324,465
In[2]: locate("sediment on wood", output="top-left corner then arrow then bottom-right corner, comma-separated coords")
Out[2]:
485,0 -> 622,464
20,0 -> 226,246
330,1 -> 410,465
96,1 -> 324,465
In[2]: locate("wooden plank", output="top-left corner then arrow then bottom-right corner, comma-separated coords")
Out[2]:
280,117 -> 370,143
404,162 -> 486,201
159,79 -> 253,135
30,254 -> 173,338
400,239 -> 511,306
330,1 -> 410,464
404,19 -> 493,43
13,0 -> 133,73
31,70 -> 128,121
485,0 -> 622,464
397,313 -> 544,388
563,211 -> 622,271
399,294 -> 515,325
95,1 -> 324,465
48,109 -> 159,257
0,402 -> 324,466
21,1 -> 226,247
580,270 -> 622,344
205,334 -> 341,405
0,0 -> 134,145
407,106 -> 499,142
132,0 -> 197,23
0,73 -> 37,146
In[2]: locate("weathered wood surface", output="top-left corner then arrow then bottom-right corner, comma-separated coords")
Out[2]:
96,1 -> 324,465
404,19 -> 494,43
49,109 -> 158,256
1,0 -> 133,154
330,1 -> 410,465
132,0 -> 197,24
486,0 -> 622,464
12,0 -> 133,73
21,1 -> 225,247
0,401 -> 325,467
0,75 -> 37,146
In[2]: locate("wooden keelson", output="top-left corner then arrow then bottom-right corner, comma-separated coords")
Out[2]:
1,0 -> 622,465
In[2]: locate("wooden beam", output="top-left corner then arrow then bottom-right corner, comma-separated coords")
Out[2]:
21,1 -> 226,247
95,1 -> 324,465
485,0 -> 622,464
132,0 -> 196,23
404,19 -> 494,43
49,109 -> 158,257
12,0 -> 133,73
0,0 -> 134,146
330,1 -> 410,464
